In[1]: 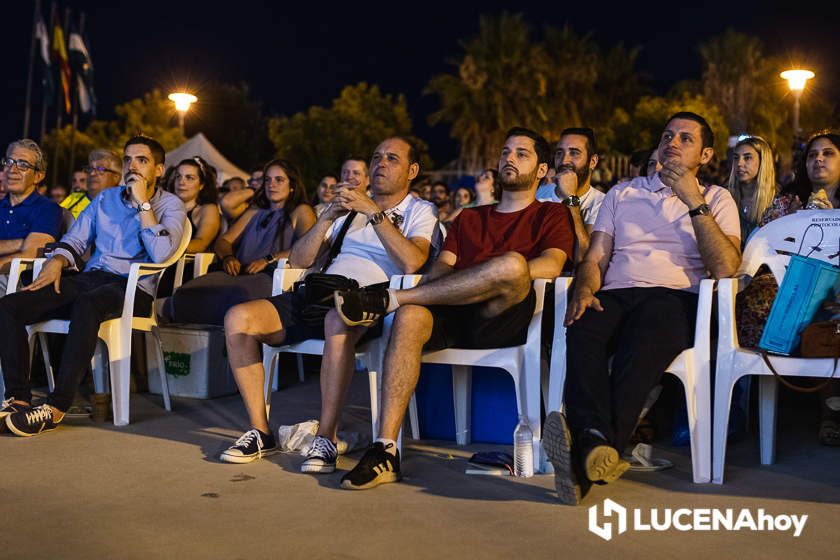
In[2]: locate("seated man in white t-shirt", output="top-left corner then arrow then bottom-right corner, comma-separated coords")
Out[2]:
536,127 -> 605,263
219,137 -> 439,467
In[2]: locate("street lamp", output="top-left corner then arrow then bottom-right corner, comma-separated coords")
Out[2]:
168,92 -> 197,136
780,69 -> 815,138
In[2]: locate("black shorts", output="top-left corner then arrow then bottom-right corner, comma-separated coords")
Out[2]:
423,287 -> 537,352
266,290 -> 383,346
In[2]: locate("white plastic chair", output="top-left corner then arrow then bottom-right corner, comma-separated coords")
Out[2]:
172,252 -> 216,290
261,261 -> 409,442
713,210 -> 840,483
27,219 -> 192,426
378,275 -> 553,473
546,277 -> 714,483
1,258 -> 46,399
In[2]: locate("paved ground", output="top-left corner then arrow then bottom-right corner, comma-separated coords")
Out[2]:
2,372 -> 839,560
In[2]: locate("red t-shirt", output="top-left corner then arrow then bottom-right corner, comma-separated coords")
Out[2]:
442,201 -> 575,270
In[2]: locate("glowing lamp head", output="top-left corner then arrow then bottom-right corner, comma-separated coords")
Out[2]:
168,92 -> 197,112
780,70 -> 815,92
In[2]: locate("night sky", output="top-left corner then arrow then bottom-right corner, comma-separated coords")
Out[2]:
1,0 -> 838,165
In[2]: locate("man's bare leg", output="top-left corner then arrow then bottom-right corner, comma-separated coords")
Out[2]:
224,300 -> 287,434
316,309 -> 368,442
397,252 -> 530,316
378,304 -> 434,441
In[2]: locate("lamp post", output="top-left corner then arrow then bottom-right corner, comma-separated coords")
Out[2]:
168,92 -> 198,137
780,69 -> 814,138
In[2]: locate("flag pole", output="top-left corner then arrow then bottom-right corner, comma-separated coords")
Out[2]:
23,0 -> 40,138
39,1 -> 55,143
67,12 -> 85,187
50,5 -> 71,188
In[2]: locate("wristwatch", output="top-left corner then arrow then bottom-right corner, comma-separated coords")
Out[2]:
264,254 -> 276,264
562,195 -> 581,207
137,201 -> 152,213
368,211 -> 386,226
688,203 -> 712,217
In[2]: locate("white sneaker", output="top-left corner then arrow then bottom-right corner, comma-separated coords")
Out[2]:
220,429 -> 278,464
300,435 -> 338,473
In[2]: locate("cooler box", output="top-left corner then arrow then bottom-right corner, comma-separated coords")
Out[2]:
415,364 -> 518,444
148,325 -> 239,399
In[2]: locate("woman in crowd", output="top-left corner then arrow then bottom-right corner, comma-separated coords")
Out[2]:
472,168 -> 499,207
727,136 -> 777,243
168,159 -> 316,326
167,157 -> 222,253
314,174 -> 337,217
157,157 -> 223,297
442,186 -> 476,226
741,132 -> 840,446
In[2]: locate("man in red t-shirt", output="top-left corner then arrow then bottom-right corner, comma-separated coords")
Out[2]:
333,127 -> 575,490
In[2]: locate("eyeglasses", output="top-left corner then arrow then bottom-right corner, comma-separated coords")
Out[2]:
84,165 -> 120,175
2,158 -> 38,172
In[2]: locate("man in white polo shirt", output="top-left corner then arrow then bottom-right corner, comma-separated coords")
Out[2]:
544,112 -> 741,505
219,137 -> 439,468
536,127 -> 604,262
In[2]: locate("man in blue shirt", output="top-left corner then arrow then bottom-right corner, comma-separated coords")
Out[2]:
0,139 -> 63,294
0,135 -> 186,436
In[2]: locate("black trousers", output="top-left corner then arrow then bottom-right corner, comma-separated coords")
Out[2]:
564,287 -> 697,454
0,270 -> 152,411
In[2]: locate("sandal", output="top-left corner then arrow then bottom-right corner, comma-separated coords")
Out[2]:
819,420 -> 840,446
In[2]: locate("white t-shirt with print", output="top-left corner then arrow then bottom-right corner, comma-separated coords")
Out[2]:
535,183 -> 606,226
325,194 -> 440,286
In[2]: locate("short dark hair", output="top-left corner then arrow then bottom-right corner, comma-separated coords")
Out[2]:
254,158 -> 309,210
629,149 -> 652,168
665,112 -> 715,150
124,134 -> 165,166
387,136 -> 419,166
320,174 -> 338,183
505,127 -> 551,167
560,127 -> 598,160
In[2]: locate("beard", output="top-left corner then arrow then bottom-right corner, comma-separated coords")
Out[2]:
498,164 -> 539,192
557,161 -> 591,187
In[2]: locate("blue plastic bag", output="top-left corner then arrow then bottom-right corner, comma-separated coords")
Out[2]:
759,224 -> 840,355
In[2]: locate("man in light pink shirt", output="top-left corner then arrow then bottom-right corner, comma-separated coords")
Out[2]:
544,112 -> 741,505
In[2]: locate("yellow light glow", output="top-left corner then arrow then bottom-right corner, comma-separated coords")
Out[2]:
780,69 -> 815,92
168,92 -> 198,112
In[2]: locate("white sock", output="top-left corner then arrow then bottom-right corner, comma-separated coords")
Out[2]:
376,437 -> 398,455
385,289 -> 400,313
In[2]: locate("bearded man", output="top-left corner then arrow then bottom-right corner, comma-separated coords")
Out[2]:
330,127 -> 576,490
536,127 -> 604,262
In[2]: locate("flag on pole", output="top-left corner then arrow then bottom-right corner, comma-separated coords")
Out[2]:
68,25 -> 96,115
52,20 -> 72,114
34,3 -> 54,107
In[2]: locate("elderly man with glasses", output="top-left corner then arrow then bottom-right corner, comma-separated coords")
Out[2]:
60,148 -> 123,220
0,139 -> 63,294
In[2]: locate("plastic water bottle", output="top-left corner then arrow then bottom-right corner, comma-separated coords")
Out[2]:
513,415 -> 534,477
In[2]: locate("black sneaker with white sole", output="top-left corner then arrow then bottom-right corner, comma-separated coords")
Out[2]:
220,429 -> 278,464
334,287 -> 389,327
0,399 -> 28,433
543,412 -> 590,505
300,435 -> 338,473
340,442 -> 401,490
6,404 -> 62,437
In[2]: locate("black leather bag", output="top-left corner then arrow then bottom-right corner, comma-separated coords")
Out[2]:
294,211 -> 358,327
295,273 -> 359,327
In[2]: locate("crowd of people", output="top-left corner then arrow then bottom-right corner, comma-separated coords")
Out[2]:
0,109 -> 838,505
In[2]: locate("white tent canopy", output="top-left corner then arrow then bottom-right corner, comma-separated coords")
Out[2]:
165,132 -> 249,185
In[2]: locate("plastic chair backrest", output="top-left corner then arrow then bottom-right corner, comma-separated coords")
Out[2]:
740,210 -> 840,282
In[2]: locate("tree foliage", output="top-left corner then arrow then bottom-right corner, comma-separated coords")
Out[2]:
267,82 -> 428,191
425,13 -> 650,171
85,89 -> 183,153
